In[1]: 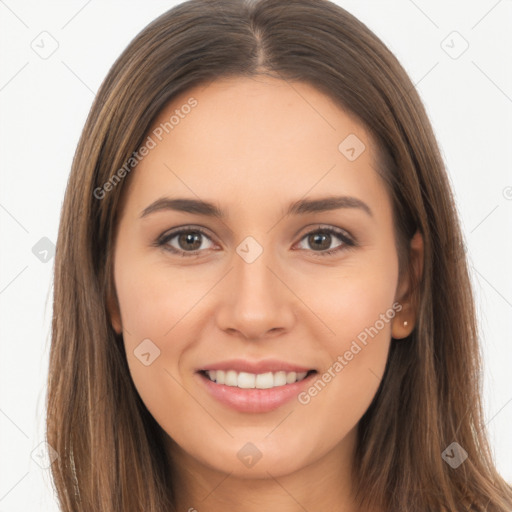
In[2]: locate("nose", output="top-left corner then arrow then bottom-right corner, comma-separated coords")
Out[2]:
215,246 -> 296,341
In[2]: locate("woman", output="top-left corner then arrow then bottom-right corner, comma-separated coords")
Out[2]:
46,0 -> 512,510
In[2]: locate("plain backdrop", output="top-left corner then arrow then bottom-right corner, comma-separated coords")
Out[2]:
1,1 -> 511,510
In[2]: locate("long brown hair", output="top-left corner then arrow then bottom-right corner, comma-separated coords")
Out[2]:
46,0 -> 512,510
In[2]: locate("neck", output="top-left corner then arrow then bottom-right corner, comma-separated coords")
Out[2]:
165,427 -> 370,512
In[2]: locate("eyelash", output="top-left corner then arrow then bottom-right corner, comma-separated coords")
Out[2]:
154,225 -> 356,258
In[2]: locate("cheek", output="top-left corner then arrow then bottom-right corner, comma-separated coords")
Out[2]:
116,268 -> 200,443
297,258 -> 398,429
311,262 -> 397,356
113,254 -> 196,417
296,313 -> 392,460
114,250 -> 204,342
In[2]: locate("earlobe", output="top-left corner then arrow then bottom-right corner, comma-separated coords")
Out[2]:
392,230 -> 424,340
391,304 -> 415,339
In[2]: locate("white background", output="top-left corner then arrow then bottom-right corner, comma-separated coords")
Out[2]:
1,1 -> 511,510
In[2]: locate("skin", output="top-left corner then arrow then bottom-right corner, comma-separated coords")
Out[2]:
108,76 -> 423,512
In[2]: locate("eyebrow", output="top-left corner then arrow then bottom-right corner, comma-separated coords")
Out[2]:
139,195 -> 373,219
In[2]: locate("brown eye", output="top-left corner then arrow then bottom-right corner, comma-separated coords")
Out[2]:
176,232 -> 204,251
157,227 -> 216,256
155,225 -> 355,258
296,227 -> 355,256
306,232 -> 335,251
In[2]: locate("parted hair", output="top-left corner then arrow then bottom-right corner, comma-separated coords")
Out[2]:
47,0 -> 512,510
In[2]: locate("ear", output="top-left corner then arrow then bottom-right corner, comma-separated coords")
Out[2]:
106,287 -> 123,335
391,230 -> 424,340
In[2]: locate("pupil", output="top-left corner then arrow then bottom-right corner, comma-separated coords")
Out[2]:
311,233 -> 330,250
180,232 -> 201,250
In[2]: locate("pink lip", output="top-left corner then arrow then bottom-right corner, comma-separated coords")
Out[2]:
196,360 -> 317,413
199,358 -> 314,374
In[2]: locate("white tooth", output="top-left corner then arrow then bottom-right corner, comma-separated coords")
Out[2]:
225,370 -> 238,387
237,372 -> 256,388
286,371 -> 297,384
274,371 -> 287,387
255,372 -> 274,389
209,369 -> 309,388
216,370 -> 225,385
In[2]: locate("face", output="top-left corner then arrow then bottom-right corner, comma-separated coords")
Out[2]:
108,76 -> 419,480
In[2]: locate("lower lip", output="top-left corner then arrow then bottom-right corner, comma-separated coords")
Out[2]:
197,371 -> 315,413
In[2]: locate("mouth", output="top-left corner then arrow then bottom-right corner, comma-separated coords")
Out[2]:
199,369 -> 316,389
195,360 -> 318,413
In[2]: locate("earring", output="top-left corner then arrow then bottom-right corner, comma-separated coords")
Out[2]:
403,320 -> 408,326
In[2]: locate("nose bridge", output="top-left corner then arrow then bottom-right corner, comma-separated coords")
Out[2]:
233,234 -> 281,305
215,233 -> 295,338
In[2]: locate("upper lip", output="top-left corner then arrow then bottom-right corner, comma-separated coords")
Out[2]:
199,359 -> 315,374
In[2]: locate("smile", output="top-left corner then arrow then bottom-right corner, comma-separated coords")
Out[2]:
201,369 -> 312,389
196,362 -> 318,413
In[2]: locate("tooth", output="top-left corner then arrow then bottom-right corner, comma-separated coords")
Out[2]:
273,371 -> 287,387
207,369 -> 311,388
238,372 -> 256,388
225,370 -> 238,387
216,370 -> 225,385
255,372 -> 274,389
286,371 -> 297,384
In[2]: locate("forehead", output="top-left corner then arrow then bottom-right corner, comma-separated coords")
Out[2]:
121,76 -> 388,220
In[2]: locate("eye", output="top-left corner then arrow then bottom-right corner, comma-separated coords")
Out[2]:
155,227 -> 216,256
154,225 -> 356,257
295,226 -> 355,257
